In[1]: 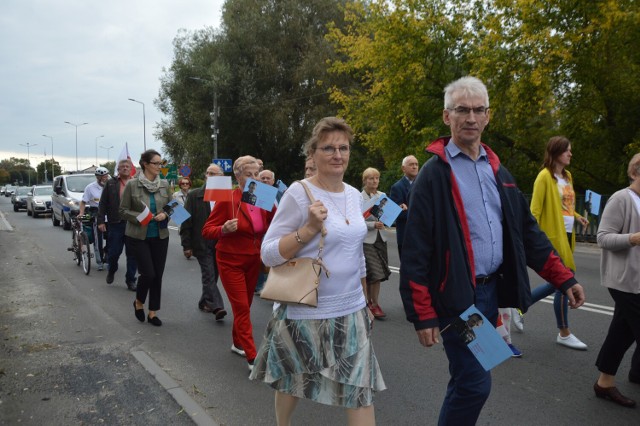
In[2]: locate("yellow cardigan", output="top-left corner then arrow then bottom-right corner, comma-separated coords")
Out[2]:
530,168 -> 581,271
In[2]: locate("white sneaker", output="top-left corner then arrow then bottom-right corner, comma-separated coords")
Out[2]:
556,333 -> 587,350
512,308 -> 524,332
231,344 -> 246,357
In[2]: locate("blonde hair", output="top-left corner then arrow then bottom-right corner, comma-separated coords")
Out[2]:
362,167 -> 380,184
233,155 -> 258,177
302,117 -> 354,157
628,153 -> 640,180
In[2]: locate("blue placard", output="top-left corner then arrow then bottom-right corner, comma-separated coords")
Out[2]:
242,178 -> 278,211
179,164 -> 191,177
213,159 -> 233,173
585,190 -> 602,216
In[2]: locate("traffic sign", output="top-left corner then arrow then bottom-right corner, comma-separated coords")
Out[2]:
213,158 -> 233,174
161,164 -> 178,180
179,164 -> 191,177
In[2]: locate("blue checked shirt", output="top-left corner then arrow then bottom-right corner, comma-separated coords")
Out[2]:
446,141 -> 503,277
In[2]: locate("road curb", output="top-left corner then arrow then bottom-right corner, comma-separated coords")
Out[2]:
132,350 -> 218,426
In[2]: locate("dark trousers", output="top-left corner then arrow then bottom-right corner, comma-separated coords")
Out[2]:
107,222 -> 137,283
438,278 -> 498,426
596,288 -> 640,377
129,237 -> 169,311
196,241 -> 225,310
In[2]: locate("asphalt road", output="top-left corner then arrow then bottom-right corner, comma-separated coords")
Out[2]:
0,196 -> 638,425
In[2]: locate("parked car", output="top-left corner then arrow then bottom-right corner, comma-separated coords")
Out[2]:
27,185 -> 53,218
0,186 -> 6,195
11,187 -> 31,211
51,174 -> 95,229
4,185 -> 17,197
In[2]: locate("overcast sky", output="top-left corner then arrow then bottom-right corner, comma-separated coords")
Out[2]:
0,0 -> 224,172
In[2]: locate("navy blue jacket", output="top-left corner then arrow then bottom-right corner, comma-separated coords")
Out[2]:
400,137 -> 577,330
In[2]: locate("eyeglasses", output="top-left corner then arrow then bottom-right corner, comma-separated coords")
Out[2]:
316,145 -> 350,156
148,161 -> 163,166
449,106 -> 489,116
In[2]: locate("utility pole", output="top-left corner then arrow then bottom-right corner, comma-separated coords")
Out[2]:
210,92 -> 219,160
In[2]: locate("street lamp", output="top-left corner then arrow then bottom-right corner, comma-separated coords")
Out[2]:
42,134 -> 54,180
189,77 -> 219,159
100,145 -> 114,172
64,121 -> 88,171
95,135 -> 105,166
128,98 -> 146,151
19,142 -> 38,186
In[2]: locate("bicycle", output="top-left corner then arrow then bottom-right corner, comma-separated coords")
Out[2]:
68,211 -> 92,274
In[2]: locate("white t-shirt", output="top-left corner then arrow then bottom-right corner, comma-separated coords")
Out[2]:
82,181 -> 104,208
261,180 -> 367,320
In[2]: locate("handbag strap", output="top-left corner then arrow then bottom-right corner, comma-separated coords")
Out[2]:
296,180 -> 329,275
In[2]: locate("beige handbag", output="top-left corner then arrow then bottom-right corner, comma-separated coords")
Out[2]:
260,181 -> 329,307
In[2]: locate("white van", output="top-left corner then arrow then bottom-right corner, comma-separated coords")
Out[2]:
51,174 -> 95,230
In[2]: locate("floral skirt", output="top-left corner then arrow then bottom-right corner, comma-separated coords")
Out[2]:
249,305 -> 386,408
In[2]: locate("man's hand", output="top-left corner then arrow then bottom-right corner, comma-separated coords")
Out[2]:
183,249 -> 192,259
566,284 -> 585,309
98,224 -> 106,232
416,327 -> 440,347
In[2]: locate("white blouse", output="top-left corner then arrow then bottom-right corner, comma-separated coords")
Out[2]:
261,180 -> 367,320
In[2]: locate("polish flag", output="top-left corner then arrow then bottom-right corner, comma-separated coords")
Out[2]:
204,176 -> 233,202
115,143 -> 137,177
136,203 -> 153,225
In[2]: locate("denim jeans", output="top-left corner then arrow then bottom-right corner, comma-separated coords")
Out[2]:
531,283 -> 569,329
106,222 -> 137,283
438,279 -> 498,426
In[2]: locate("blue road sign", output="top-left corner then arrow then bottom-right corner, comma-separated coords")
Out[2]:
213,159 -> 233,173
179,164 -> 191,177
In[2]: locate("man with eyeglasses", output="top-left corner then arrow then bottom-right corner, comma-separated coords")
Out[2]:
400,76 -> 586,425
180,163 -> 227,320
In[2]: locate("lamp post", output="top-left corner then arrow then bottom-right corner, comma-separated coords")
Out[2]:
19,142 -> 38,186
94,135 -> 105,166
189,77 -> 219,159
42,134 -> 54,180
100,145 -> 114,172
128,98 -> 146,151
64,121 -> 88,171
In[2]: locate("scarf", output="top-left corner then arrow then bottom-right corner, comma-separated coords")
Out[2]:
138,173 -> 161,193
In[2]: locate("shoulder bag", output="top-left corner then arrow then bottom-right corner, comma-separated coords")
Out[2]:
260,181 -> 329,307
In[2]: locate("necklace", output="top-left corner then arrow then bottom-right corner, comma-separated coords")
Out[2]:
315,178 -> 350,225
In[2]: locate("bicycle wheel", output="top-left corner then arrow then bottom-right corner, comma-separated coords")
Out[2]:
74,230 -> 81,266
80,232 -> 91,275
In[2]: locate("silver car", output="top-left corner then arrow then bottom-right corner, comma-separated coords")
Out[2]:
27,185 -> 53,218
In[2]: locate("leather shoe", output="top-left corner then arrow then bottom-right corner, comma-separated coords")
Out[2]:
133,301 -> 145,322
369,303 -> 387,319
106,272 -> 114,284
594,382 -> 636,407
147,315 -> 162,326
213,308 -> 227,321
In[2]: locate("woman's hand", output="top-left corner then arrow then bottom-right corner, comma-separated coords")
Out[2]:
629,232 -> 640,246
154,212 -> 168,222
374,221 -> 384,230
222,218 -> 239,233
307,200 -> 327,233
578,216 -> 589,227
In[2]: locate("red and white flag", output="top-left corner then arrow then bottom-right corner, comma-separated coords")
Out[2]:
136,203 -> 153,225
115,143 -> 137,177
204,176 -> 233,202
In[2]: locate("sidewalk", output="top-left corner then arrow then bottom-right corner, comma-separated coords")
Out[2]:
0,221 -> 214,425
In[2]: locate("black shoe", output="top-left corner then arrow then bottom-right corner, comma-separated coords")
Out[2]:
147,315 -> 162,326
126,280 -> 137,292
594,382 -> 636,407
133,301 -> 145,322
213,308 -> 227,321
106,272 -> 115,284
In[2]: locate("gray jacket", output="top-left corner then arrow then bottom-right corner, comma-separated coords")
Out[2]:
119,177 -> 171,240
597,188 -> 640,294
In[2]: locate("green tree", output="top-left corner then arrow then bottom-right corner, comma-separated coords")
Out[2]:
36,159 -> 62,183
156,0 -> 355,184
